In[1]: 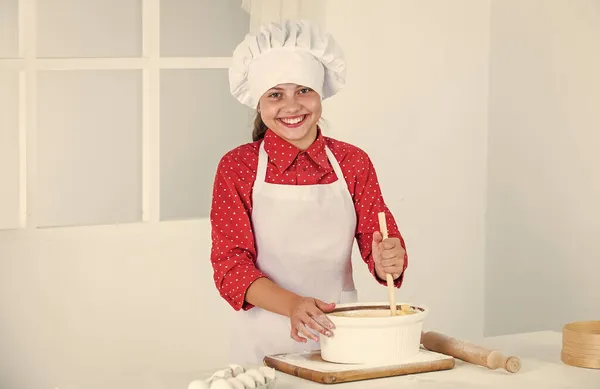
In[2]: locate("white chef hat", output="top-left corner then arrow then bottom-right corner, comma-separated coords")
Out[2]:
229,19 -> 346,108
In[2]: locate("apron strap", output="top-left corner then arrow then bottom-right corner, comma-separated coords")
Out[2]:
324,146 -> 346,187
255,140 -> 269,190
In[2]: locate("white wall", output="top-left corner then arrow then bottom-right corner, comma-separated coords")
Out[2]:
323,0 -> 490,339
485,0 -> 600,336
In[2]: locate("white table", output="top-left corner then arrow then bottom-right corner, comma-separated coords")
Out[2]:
168,331 -> 600,389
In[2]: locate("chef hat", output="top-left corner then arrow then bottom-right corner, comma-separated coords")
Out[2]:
229,19 -> 346,108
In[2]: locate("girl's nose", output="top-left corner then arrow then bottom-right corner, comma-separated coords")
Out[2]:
282,97 -> 301,112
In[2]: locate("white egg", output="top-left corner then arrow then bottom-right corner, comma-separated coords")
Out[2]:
209,368 -> 233,381
234,373 -> 257,388
258,366 -> 276,381
228,364 -> 244,376
244,369 -> 265,385
209,379 -> 233,389
188,379 -> 210,389
226,377 -> 246,389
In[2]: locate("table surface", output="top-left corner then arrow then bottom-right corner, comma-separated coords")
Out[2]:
168,331 -> 600,389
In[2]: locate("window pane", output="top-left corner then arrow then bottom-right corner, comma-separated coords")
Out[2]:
0,71 -> 20,229
160,69 -> 252,220
160,0 -> 249,57
37,0 -> 142,58
0,0 -> 19,58
37,70 -> 142,227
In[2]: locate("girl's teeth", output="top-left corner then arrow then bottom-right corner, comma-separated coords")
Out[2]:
281,116 -> 304,124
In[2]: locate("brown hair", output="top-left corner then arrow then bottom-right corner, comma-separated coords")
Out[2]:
252,111 -> 268,141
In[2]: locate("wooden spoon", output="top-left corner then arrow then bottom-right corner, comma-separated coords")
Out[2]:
377,212 -> 396,316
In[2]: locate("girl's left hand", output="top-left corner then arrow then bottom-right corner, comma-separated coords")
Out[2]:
372,232 -> 405,281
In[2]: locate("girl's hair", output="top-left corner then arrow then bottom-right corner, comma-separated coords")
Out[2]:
252,111 -> 269,141
252,111 -> 328,142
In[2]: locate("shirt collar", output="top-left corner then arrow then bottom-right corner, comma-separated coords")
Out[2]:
263,128 -> 330,172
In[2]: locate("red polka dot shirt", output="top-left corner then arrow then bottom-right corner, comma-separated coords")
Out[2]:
210,129 -> 408,311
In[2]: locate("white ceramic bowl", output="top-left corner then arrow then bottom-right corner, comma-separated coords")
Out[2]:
319,302 -> 428,364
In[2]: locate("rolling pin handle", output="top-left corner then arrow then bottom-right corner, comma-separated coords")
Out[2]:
505,356 -> 521,373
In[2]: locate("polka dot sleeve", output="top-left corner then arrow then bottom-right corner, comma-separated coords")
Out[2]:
345,150 -> 408,288
210,149 -> 265,311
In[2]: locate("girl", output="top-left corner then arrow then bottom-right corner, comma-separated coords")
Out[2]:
210,19 -> 408,365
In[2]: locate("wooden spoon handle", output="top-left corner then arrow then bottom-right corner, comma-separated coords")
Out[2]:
378,212 -> 396,315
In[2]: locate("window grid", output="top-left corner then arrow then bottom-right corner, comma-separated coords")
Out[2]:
0,0 -> 248,230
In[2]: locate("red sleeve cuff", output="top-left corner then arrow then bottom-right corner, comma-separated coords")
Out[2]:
220,266 -> 266,311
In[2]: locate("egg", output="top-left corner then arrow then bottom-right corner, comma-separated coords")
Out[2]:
234,373 -> 257,388
244,369 -> 265,385
228,364 -> 244,376
209,368 -> 233,381
226,377 -> 246,389
258,366 -> 276,381
209,379 -> 233,389
188,379 -> 210,389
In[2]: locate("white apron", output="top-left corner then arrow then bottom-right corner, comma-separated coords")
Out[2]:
228,140 -> 358,365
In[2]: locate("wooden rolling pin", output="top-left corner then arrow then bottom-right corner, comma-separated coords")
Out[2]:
421,331 -> 521,373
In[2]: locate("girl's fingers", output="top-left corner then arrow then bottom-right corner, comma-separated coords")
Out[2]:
380,257 -> 404,268
290,326 -> 307,343
290,299 -> 337,342
380,246 -> 404,260
296,321 -> 319,342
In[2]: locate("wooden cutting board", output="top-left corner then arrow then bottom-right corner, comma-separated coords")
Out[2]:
263,347 -> 455,384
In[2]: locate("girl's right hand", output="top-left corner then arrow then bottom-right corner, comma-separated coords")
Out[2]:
289,297 -> 336,343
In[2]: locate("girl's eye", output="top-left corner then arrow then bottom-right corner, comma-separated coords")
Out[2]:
269,92 -> 280,98
299,88 -> 311,94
